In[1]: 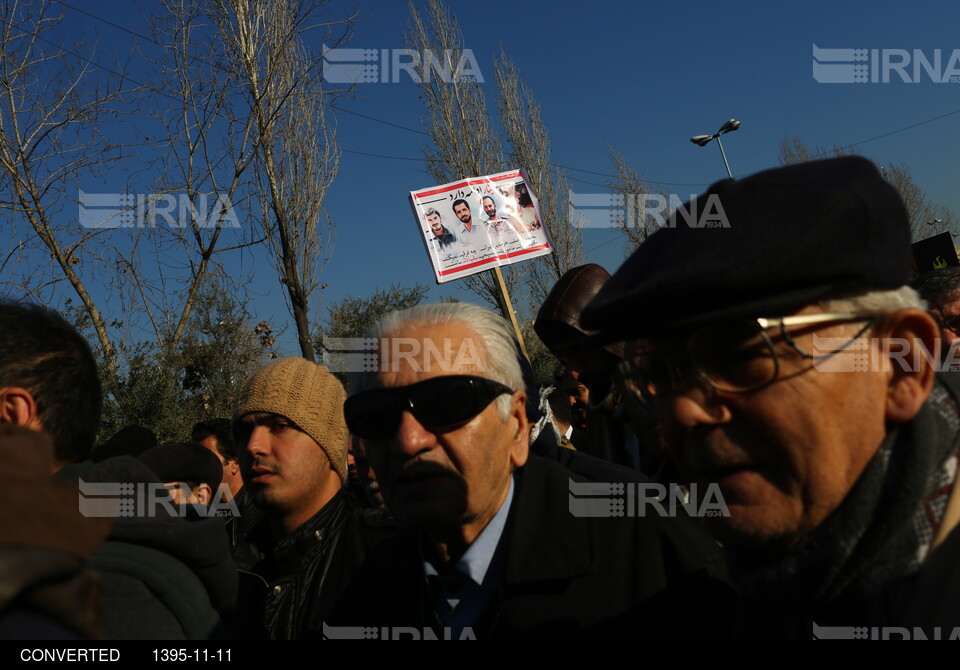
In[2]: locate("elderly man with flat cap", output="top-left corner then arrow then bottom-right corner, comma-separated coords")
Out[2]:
582,156 -> 960,636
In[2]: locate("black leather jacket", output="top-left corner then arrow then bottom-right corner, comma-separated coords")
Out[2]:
224,487 -> 264,551
233,491 -> 395,640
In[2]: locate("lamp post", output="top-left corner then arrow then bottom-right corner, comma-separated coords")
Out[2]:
690,118 -> 741,179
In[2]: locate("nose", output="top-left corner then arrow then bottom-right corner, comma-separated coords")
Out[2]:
390,410 -> 438,457
244,425 -> 271,460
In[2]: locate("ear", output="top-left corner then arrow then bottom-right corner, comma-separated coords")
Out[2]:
509,390 -> 530,468
878,309 -> 939,423
228,459 -> 240,476
195,483 -> 213,506
0,387 -> 40,429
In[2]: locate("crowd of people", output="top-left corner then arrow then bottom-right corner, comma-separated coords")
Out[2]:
4,156 -> 960,639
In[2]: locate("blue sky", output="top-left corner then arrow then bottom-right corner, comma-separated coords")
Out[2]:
36,0 -> 960,354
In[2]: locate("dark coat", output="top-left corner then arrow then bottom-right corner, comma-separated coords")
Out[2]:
234,490 -> 396,640
224,486 -> 264,551
58,456 -> 237,640
0,428 -> 112,639
331,454 -> 740,639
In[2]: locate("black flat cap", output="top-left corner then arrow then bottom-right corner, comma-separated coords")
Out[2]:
139,441 -> 223,492
581,156 -> 911,340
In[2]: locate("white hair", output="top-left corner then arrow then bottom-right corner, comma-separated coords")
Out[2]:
817,286 -> 927,336
820,285 -> 927,314
351,303 -> 524,421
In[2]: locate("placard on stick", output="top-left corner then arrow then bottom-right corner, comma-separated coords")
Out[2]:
410,169 -> 554,284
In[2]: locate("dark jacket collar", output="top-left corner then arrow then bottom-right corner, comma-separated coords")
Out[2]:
242,490 -> 348,576
501,455 -> 594,586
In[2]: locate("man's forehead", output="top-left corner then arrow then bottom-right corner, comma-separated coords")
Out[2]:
629,328 -> 762,355
372,323 -> 487,382
626,303 -> 837,347
238,411 -> 296,427
197,435 -> 227,457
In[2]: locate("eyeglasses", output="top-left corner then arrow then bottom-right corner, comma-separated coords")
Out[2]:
344,375 -> 514,440
618,312 -> 882,401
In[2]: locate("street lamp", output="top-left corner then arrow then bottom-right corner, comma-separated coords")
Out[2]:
690,118 -> 741,179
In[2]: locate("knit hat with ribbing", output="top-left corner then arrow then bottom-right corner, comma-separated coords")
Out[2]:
234,357 -> 348,484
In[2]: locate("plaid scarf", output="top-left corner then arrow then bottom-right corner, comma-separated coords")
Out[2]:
730,375 -> 960,631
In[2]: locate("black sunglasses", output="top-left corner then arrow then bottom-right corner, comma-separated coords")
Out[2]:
344,375 -> 515,440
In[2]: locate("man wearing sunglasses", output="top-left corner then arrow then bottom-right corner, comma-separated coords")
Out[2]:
582,156 -> 960,635
332,303 -> 737,639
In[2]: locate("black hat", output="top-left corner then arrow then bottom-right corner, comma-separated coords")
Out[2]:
581,156 -> 911,340
139,441 -> 223,493
93,424 -> 159,462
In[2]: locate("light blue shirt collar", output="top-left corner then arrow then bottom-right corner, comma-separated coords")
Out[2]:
423,475 -> 514,587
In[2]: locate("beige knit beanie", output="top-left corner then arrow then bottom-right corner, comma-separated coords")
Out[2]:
234,357 -> 348,484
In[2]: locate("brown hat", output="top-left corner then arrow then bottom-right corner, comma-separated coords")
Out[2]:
535,264 -> 623,358
234,357 -> 348,484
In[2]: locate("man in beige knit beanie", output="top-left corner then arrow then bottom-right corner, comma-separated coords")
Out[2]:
231,356 -> 362,639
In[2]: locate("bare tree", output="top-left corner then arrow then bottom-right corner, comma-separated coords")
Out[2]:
0,0 -> 265,382
405,0 -> 521,316
777,135 -> 854,166
134,0 -> 265,364
606,146 -> 667,253
213,0 -> 344,362
0,0 -> 128,374
881,162 -> 956,241
495,49 -> 582,304
778,135 -> 956,241
0,0 -> 349,395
